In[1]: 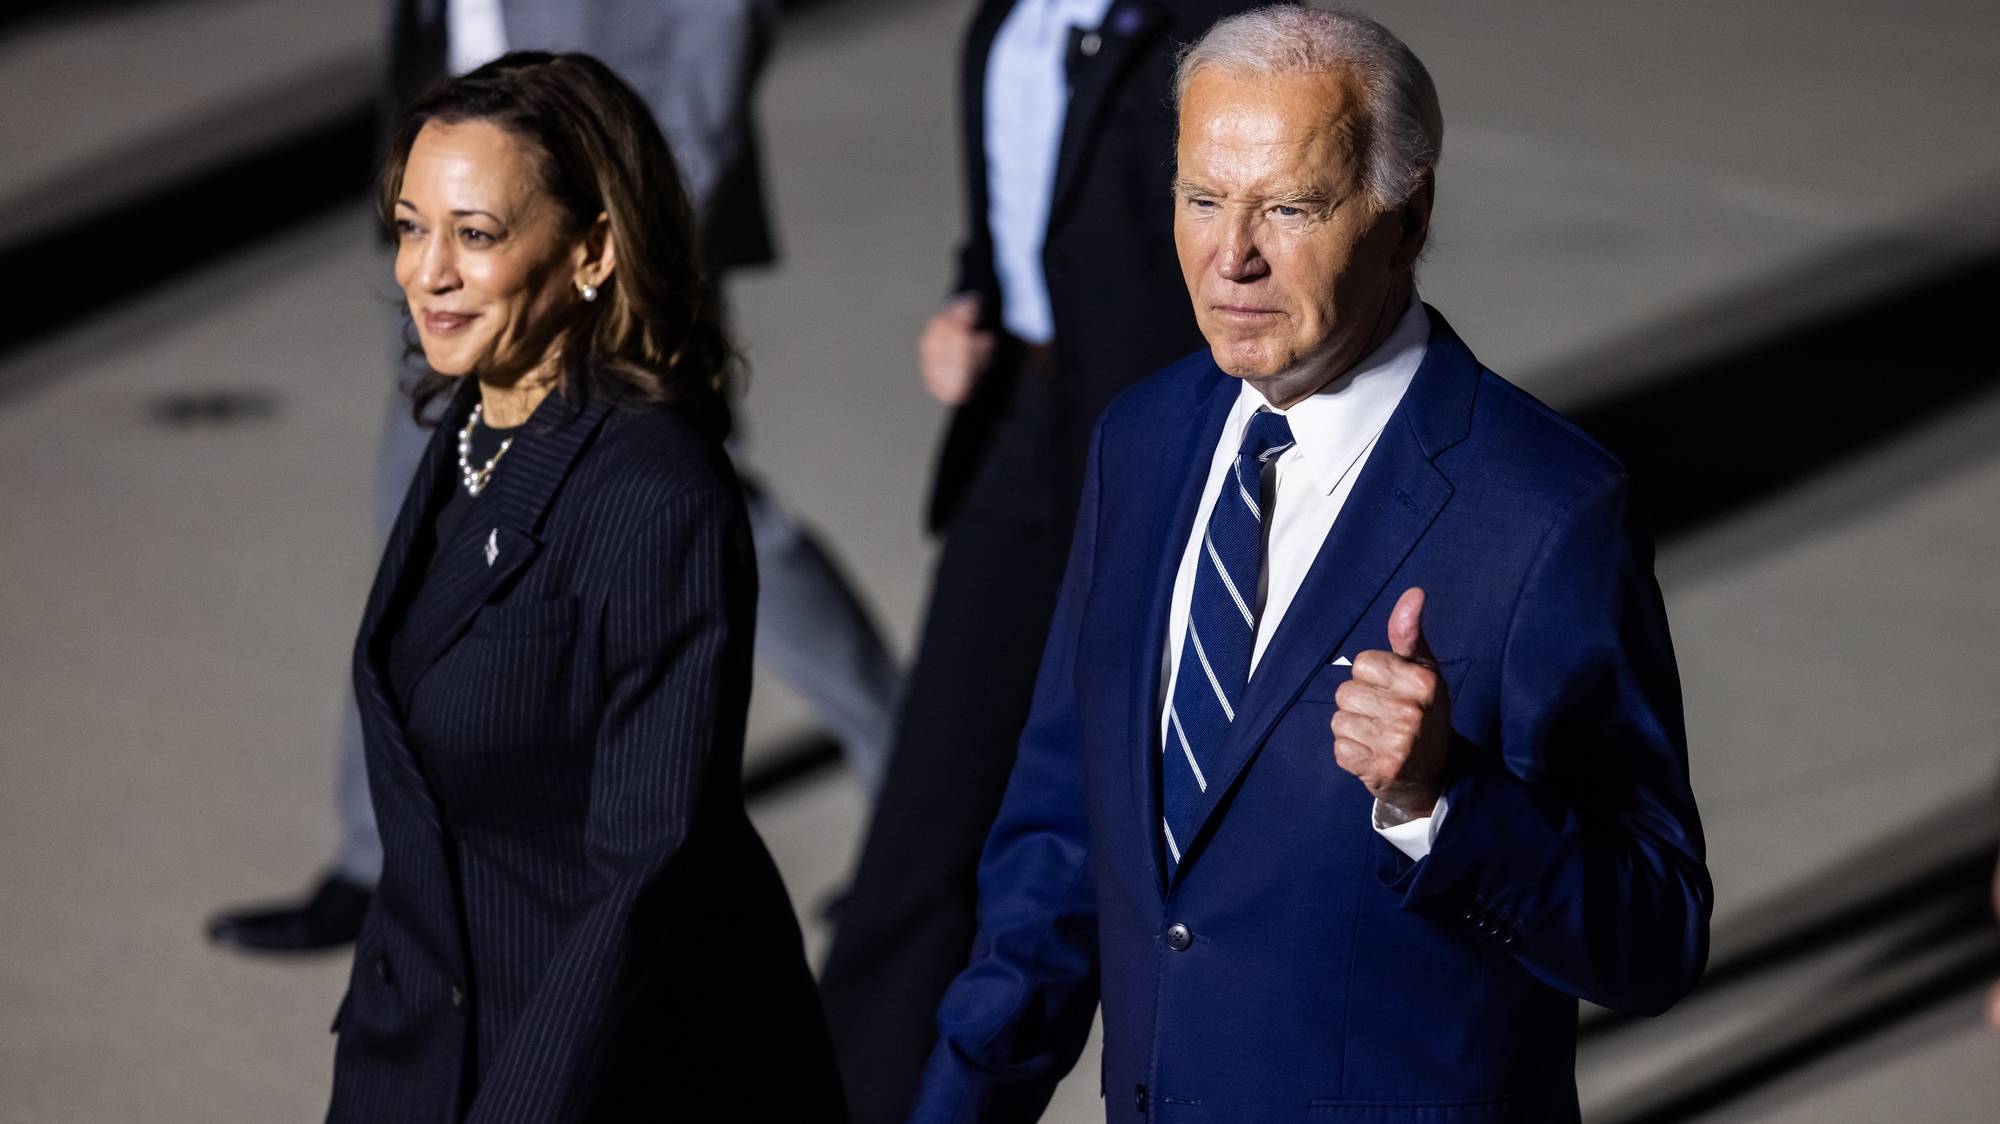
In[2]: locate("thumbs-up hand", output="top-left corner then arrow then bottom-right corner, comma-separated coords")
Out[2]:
1332,587 -> 1452,820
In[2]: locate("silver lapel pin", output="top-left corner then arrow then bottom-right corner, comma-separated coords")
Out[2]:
484,528 -> 499,567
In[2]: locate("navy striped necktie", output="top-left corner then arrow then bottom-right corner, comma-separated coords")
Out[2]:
1162,409 -> 1295,872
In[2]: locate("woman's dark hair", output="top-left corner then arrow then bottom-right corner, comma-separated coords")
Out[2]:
380,51 -> 735,437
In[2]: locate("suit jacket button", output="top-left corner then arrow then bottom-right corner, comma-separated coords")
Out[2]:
450,983 -> 465,1009
1165,923 -> 1192,952
1135,1083 -> 1148,1112
373,957 -> 389,982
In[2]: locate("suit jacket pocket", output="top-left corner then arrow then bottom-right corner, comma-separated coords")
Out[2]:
468,595 -> 579,637
1299,657 -> 1470,705
1298,659 -> 1354,705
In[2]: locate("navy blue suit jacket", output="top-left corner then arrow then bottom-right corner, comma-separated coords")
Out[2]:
911,310 -> 1712,1123
327,381 -> 841,1122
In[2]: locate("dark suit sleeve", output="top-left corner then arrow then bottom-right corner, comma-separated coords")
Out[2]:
1396,471 -> 1713,1016
948,2 -> 1001,317
951,238 -> 1001,324
464,486 -> 746,1122
909,424 -> 1108,1124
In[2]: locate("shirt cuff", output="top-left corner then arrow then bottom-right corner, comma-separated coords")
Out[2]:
1372,793 -> 1450,861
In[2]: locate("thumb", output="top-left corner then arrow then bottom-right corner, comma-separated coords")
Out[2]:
1388,586 -> 1435,664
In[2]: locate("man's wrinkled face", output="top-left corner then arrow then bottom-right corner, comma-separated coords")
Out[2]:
1173,67 -> 1424,405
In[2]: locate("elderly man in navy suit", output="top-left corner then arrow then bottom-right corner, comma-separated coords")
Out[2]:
910,7 -> 1712,1122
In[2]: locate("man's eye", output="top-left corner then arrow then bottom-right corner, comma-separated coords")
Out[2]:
1188,198 -> 1218,209
1274,205 -> 1304,218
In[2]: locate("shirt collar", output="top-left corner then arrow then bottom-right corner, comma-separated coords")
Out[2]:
1232,290 -> 1430,497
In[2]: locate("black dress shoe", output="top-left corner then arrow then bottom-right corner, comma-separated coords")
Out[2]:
207,872 -> 372,953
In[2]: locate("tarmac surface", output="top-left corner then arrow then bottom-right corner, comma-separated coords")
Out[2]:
2,0 -> 1998,1120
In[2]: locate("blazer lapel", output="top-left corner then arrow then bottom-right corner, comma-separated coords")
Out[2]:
357,381 -> 470,698
1046,0 -> 1170,234
384,385 -> 612,707
1124,362 -> 1236,898
351,380 -> 472,830
1171,308 -> 1480,878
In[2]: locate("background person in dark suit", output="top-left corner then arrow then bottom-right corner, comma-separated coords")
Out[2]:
815,3 -> 1269,1119
910,8 -> 1710,1120
325,54 -> 841,1122
211,0 -> 902,953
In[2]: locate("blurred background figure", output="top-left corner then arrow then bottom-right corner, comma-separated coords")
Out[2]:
813,2 -> 1264,1120
326,53 -> 842,1121
206,0 -> 901,954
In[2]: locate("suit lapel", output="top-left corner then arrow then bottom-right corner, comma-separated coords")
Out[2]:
357,381 -> 470,700
1124,362 -> 1236,899
1171,415 -> 1450,872
384,385 -> 611,706
1047,0 -> 1170,232
1170,308 -> 1481,879
383,512 -> 538,705
964,0 -> 1018,140
352,380 -> 471,830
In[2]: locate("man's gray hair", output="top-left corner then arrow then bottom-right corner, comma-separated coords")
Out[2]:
1174,5 -> 1443,209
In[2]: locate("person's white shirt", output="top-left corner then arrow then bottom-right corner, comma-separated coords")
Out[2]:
1158,291 -> 1449,860
447,0 -> 509,77
982,0 -> 1114,344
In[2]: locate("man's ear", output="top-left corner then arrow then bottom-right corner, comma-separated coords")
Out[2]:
1394,173 -> 1434,269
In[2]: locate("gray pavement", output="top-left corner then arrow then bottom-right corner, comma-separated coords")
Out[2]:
0,0 -> 375,245
3,0 -> 1999,1120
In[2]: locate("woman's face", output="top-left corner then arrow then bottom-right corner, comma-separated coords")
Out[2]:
392,119 -> 589,379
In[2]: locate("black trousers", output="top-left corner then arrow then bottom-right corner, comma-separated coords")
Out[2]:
820,351 -> 1079,1124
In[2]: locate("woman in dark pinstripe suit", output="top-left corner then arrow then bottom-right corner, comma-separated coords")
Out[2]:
326,53 -> 845,1122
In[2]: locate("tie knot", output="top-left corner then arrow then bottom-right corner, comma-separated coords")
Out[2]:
1238,409 -> 1296,466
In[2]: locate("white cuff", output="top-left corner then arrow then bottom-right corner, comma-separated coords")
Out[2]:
1371,793 -> 1450,861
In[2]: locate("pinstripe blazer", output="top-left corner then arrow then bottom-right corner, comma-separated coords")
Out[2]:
327,378 -> 844,1123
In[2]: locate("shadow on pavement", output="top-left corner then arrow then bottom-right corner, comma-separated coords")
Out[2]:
1556,231 -> 2000,1113
1566,249 -> 2000,542
1595,891 -> 2000,1124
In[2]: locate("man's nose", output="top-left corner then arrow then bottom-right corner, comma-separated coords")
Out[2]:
1214,215 -> 1266,282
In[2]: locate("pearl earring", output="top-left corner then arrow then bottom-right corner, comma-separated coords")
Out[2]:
580,283 -> 598,302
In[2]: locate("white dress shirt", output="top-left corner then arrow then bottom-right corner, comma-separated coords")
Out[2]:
446,0 -> 509,77
1157,293 -> 1450,860
982,0 -> 1113,344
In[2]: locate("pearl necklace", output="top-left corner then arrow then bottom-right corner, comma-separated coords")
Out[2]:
457,403 -> 515,497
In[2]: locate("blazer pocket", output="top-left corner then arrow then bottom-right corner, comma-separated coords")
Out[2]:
468,595 -> 579,637
1298,659 -> 1353,705
1299,657 -> 1470,705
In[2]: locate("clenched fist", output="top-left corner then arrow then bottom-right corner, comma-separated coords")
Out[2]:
918,293 -> 997,406
1332,587 -> 1452,821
